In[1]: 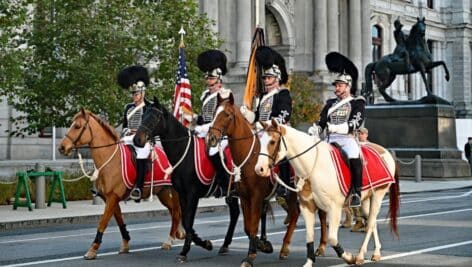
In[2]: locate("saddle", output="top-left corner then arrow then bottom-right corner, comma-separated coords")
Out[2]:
120,144 -> 173,189
329,143 -> 395,196
194,137 -> 233,185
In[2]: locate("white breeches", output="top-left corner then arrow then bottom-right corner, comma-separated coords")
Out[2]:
122,135 -> 151,159
195,123 -> 228,156
328,134 -> 360,158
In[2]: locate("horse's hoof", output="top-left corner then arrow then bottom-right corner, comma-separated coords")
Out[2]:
343,252 -> 355,265
83,250 -> 97,260
218,246 -> 229,255
161,242 -> 172,250
315,247 -> 325,257
257,239 -> 273,254
355,255 -> 365,265
240,257 -> 254,267
371,254 -> 381,262
302,258 -> 314,267
279,247 -> 289,260
204,240 -> 213,251
118,246 -> 129,254
176,255 -> 187,264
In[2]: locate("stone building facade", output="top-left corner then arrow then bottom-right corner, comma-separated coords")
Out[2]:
0,0 -> 470,161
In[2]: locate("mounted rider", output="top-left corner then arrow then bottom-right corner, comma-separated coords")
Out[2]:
117,65 -> 152,201
391,18 -> 413,71
194,49 -> 233,198
309,52 -> 365,207
240,46 -> 292,202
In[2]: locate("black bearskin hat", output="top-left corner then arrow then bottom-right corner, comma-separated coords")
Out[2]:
197,49 -> 227,77
117,65 -> 150,90
325,52 -> 359,95
255,46 -> 288,85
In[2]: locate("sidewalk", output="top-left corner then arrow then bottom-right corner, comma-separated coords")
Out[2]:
1,178 -> 472,231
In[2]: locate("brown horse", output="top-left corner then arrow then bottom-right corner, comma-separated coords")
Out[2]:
58,108 -> 184,260
206,93 -> 328,265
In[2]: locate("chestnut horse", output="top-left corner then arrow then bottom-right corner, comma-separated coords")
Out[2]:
133,97 -> 241,264
255,120 -> 399,266
206,93 -> 328,264
58,108 -> 184,260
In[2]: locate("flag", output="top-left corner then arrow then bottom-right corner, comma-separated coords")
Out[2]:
172,45 -> 192,127
243,27 -> 265,110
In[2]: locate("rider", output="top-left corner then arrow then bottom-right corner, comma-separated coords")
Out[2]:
309,53 -> 365,208
240,46 -> 292,203
194,49 -> 233,198
118,65 -> 152,202
392,18 -> 412,71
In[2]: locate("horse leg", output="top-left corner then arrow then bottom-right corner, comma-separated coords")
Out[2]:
240,196 -> 263,267
418,65 -> 432,95
218,194 -> 240,254
84,194 -> 120,260
156,186 -> 184,250
299,197 -> 317,267
279,190 -> 300,260
327,205 -> 356,265
257,199 -> 273,254
113,203 -> 130,254
427,60 -> 450,81
356,192 -> 386,265
315,209 -> 328,256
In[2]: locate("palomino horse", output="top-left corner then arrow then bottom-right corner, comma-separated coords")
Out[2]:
255,120 -> 399,266
206,93 -> 328,264
364,17 -> 449,102
58,108 -> 184,260
133,97 -> 241,263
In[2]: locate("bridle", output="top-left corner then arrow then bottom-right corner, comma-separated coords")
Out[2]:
65,114 -> 92,147
138,106 -> 164,140
209,108 -> 234,142
258,129 -> 287,168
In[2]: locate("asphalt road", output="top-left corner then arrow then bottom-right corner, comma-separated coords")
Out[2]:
1,188 -> 471,267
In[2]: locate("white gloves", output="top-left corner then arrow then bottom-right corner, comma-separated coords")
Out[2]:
121,128 -> 131,137
194,123 -> 210,138
327,122 -> 349,134
307,124 -> 322,136
240,105 -> 255,124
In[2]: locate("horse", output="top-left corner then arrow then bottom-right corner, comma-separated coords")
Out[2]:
255,119 -> 400,266
364,17 -> 449,102
58,108 -> 184,260
133,97 -> 241,263
206,93 -> 328,264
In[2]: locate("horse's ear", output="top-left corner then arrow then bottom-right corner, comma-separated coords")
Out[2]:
422,17 -> 425,22
271,118 -> 279,128
417,17 -> 420,22
80,107 -> 86,116
229,92 -> 234,105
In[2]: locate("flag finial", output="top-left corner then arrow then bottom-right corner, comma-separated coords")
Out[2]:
179,26 -> 186,47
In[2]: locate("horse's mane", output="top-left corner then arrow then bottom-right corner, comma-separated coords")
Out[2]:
76,110 -> 120,142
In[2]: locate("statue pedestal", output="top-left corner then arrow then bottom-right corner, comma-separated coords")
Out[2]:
365,104 -> 471,178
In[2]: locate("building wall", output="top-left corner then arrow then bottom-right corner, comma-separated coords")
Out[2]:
0,0 -> 470,160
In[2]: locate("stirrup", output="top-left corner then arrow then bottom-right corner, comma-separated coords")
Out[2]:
130,188 -> 142,200
349,193 -> 361,208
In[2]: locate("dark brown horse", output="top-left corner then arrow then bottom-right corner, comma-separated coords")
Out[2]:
58,108 -> 184,260
206,93 -> 328,265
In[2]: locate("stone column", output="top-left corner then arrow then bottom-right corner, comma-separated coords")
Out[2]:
235,0 -> 252,69
361,0 -> 371,82
327,0 -> 339,52
201,0 -> 219,33
314,0 -> 327,71
349,0 -> 362,75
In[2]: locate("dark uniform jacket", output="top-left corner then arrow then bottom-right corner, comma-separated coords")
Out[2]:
318,96 -> 365,134
123,98 -> 152,132
255,88 -> 292,124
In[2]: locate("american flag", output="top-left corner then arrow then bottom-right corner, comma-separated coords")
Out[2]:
172,46 -> 192,127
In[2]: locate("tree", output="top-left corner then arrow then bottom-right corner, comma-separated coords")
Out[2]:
0,0 -> 221,136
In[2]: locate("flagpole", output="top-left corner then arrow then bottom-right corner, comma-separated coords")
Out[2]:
255,0 -> 260,27
179,26 -> 186,48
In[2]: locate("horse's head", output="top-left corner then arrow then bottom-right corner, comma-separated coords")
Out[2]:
206,92 -> 236,147
59,108 -> 93,156
255,119 -> 287,177
411,17 -> 426,39
133,96 -> 166,147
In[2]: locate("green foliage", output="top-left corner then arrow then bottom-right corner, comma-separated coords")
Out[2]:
289,73 -> 323,127
0,0 -> 221,136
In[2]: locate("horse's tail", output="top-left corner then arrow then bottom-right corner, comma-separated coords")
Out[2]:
387,162 -> 400,238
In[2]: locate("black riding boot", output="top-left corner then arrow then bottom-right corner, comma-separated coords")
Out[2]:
276,160 -> 291,210
349,158 -> 363,207
130,159 -> 147,202
210,154 -> 229,198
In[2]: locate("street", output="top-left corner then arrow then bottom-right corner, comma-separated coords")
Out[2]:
1,188 -> 471,267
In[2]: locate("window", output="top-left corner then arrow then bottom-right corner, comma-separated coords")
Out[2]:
427,0 -> 434,9
371,25 -> 382,61
265,9 -> 282,46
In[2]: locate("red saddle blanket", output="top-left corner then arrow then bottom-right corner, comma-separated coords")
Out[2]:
120,144 -> 173,189
329,144 -> 395,196
194,137 -> 233,185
